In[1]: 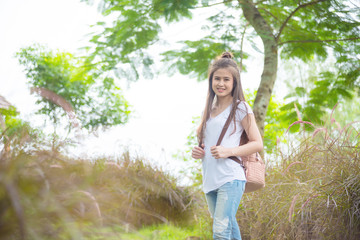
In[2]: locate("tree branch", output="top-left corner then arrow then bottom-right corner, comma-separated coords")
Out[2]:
238,0 -> 275,43
278,37 -> 360,45
276,0 -> 328,41
258,7 -> 304,34
194,0 -> 236,9
254,0 -> 268,5
258,7 -> 281,23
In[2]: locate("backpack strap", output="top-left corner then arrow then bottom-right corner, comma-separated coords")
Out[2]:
216,105 -> 236,146
216,102 -> 245,167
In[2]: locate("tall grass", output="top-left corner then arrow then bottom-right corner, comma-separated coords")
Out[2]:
237,119 -> 360,239
1,113 -> 359,239
0,146 -> 202,239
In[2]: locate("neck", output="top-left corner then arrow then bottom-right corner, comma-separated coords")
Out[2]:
216,96 -> 233,109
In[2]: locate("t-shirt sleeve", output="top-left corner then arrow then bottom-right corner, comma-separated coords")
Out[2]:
236,101 -> 253,122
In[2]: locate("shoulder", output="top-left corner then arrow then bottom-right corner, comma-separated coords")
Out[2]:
236,100 -> 252,112
235,100 -> 253,121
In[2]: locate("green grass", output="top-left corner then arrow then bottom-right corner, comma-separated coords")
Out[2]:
119,224 -> 204,240
78,223 -> 210,240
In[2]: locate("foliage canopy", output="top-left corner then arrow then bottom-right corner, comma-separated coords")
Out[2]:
81,0 -> 359,135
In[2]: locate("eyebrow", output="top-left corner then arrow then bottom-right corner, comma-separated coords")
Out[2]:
214,76 -> 230,79
214,75 -> 230,78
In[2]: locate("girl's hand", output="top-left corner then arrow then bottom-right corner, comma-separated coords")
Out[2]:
210,146 -> 230,159
192,144 -> 205,159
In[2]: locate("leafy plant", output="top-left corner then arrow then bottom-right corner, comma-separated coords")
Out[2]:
280,58 -> 357,132
0,102 -> 39,156
16,44 -> 130,134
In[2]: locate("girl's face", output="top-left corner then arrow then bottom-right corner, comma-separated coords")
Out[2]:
212,68 -> 234,99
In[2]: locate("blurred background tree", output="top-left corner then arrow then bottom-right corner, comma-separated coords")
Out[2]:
15,45 -> 131,139
80,0 -> 360,137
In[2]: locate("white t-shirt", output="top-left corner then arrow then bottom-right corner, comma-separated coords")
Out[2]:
202,101 -> 253,193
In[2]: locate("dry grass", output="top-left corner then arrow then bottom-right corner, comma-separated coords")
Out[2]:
1,113 -> 359,239
237,119 -> 360,239
0,147 -> 201,239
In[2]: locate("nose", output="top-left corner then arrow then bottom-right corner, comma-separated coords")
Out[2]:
217,80 -> 225,86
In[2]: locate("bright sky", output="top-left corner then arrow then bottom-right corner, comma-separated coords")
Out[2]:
0,0 -> 267,178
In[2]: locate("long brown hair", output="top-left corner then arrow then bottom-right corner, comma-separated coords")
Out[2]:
197,52 -> 249,145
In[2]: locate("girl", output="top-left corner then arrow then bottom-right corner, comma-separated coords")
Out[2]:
191,52 -> 263,240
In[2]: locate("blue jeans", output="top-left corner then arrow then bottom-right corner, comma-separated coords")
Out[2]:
205,180 -> 246,240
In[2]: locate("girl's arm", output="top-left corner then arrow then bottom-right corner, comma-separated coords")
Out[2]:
210,113 -> 263,159
230,113 -> 263,156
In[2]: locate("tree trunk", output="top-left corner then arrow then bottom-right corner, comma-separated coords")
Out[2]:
239,0 -> 278,138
